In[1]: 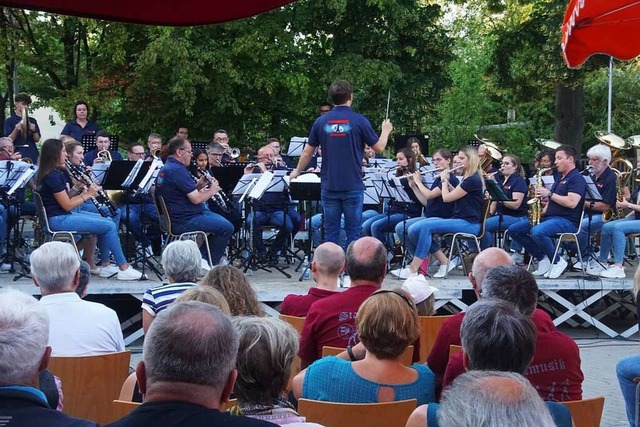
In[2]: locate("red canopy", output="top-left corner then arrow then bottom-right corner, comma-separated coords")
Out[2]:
561,0 -> 640,68
0,0 -> 296,26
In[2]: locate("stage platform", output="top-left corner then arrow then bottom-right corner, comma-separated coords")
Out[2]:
2,261 -> 637,344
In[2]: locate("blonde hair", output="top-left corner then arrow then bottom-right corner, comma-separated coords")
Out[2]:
175,286 -> 231,315
460,145 -> 484,184
199,266 -> 264,316
356,288 -> 420,359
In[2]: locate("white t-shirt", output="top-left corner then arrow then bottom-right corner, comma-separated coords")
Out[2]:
39,292 -> 125,356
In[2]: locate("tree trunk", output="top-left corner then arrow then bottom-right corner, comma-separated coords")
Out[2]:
554,83 -> 585,155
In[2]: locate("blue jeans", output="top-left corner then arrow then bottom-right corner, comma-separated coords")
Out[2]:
398,217 -> 444,258
508,217 -> 577,263
78,200 -> 121,228
311,213 -> 345,247
248,209 -> 301,253
173,211 -> 234,264
617,354 -> 640,426
576,213 -> 604,257
480,215 -> 528,251
0,205 -> 7,254
598,217 -> 640,264
49,211 -> 127,265
362,212 -> 409,244
413,218 -> 480,259
321,189 -> 363,248
119,203 -> 160,245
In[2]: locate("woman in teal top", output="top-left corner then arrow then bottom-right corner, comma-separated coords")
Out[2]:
292,289 -> 435,405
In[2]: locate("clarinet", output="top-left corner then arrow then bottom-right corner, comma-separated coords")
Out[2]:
65,160 -> 118,217
197,167 -> 233,213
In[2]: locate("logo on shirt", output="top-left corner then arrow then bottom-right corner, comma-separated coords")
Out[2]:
324,120 -> 351,136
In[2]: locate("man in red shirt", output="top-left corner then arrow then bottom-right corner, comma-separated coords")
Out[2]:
298,237 -> 386,368
280,242 -> 344,317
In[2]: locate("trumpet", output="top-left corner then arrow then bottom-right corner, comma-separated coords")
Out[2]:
226,147 -> 241,159
97,149 -> 113,162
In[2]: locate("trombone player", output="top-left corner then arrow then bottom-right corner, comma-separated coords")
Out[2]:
83,130 -> 123,166
3,93 -> 40,163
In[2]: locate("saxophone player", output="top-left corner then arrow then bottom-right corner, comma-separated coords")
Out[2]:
573,145 -> 616,270
508,145 -> 586,279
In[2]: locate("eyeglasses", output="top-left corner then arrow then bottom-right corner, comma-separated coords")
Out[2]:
179,147 -> 192,154
214,137 -> 229,142
131,152 -> 145,156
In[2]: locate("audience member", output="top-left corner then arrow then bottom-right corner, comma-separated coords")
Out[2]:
32,242 -> 124,356
200,266 -> 264,316
175,286 -> 231,314
280,242 -> 344,316
0,289 -> 98,426
402,275 -> 437,316
108,302 -> 275,426
442,266 -> 583,401
230,317 -> 321,426
293,288 -> 435,405
141,240 -> 201,332
298,236 -> 386,368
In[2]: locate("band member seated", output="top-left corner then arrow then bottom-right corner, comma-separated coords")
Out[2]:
407,137 -> 428,166
156,137 -> 234,267
37,138 -> 142,280
508,145 -> 586,279
589,157 -> 640,279
212,129 -> 236,164
479,154 -> 529,251
83,130 -> 123,166
3,93 -> 41,163
175,125 -> 189,140
60,100 -> 100,143
574,144 -> 616,268
268,137 -> 293,168
206,141 -> 226,168
404,146 -> 485,278
145,133 -> 162,159
362,148 -> 422,244
121,143 -> 161,254
244,145 -> 301,263
477,144 -> 500,178
391,148 -> 459,278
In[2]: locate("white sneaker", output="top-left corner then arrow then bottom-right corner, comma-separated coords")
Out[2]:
0,262 -> 11,272
586,262 -> 606,276
390,267 -> 414,280
201,259 -> 211,271
90,266 -> 101,276
218,256 -> 229,267
600,265 -> 626,279
433,265 -> 448,278
532,257 -> 551,276
117,266 -> 143,281
99,265 -> 119,278
546,258 -> 568,279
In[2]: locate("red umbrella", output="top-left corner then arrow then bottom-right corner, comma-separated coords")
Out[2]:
561,0 -> 640,68
0,0 -> 296,26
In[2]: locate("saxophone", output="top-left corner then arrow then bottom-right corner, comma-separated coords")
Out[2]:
602,161 -> 633,222
527,168 -> 552,226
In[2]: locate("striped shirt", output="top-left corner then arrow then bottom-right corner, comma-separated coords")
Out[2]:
141,282 -> 196,317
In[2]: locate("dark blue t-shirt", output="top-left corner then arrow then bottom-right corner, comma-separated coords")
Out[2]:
60,120 -> 100,142
307,106 -> 379,192
83,149 -> 123,166
38,170 -> 72,217
633,186 -> 640,220
4,114 -> 41,163
424,174 -> 459,219
497,174 -> 529,217
388,179 -> 422,217
588,166 -> 616,212
452,173 -> 484,223
543,167 -> 586,225
155,157 -> 203,223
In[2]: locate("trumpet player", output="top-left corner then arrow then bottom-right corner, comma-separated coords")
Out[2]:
83,130 -> 123,166
268,137 -> 293,168
573,145 -> 616,270
145,133 -> 162,160
3,93 -> 40,163
508,145 -> 586,279
213,129 -> 236,164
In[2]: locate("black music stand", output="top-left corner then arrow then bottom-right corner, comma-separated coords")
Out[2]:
582,174 -> 605,272
485,179 -> 513,248
212,165 -> 246,195
290,180 -> 321,281
80,135 -> 120,152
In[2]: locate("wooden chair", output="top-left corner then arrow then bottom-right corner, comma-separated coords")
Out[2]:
298,398 -> 417,427
322,345 -> 414,366
418,315 -> 453,363
279,314 -> 305,335
119,372 -> 138,401
562,396 -> 605,427
449,344 -> 463,359
48,351 -> 131,425
111,400 -> 140,421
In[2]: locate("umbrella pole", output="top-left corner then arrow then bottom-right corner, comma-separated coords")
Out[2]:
607,56 -> 613,133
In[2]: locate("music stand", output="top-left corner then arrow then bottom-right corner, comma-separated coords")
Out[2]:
190,140 -> 209,152
290,179 -> 322,281
582,174 -> 605,271
81,135 -> 120,152
287,137 -> 308,157
369,158 -> 395,169
212,165 -> 245,195
485,179 -> 513,248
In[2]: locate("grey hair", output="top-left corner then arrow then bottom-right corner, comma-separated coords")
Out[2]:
461,300 -> 536,375
313,242 -> 345,277
471,248 -> 513,289
232,316 -> 299,405
31,242 -> 80,294
207,141 -> 225,152
482,265 -> 539,316
586,144 -> 612,163
438,371 -> 556,427
0,136 -> 12,146
147,133 -> 162,142
161,240 -> 202,283
0,289 -> 49,385
143,301 -> 238,388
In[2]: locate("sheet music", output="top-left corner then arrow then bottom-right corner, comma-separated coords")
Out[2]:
249,171 -> 274,199
123,159 -> 144,188
389,177 -> 412,203
7,165 -> 37,195
529,176 -> 555,191
239,178 -> 257,204
136,159 -> 163,195
0,161 -> 12,187
287,137 -> 308,157
91,163 -> 110,185
232,173 -> 261,196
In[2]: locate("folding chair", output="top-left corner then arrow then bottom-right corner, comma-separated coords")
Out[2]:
33,191 -> 90,256
298,398 -> 417,427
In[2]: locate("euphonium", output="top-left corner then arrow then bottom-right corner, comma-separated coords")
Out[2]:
527,167 -> 552,226
97,149 -> 113,162
602,160 -> 634,222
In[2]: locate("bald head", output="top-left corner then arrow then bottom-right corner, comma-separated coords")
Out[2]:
313,242 -> 345,277
346,237 -> 386,284
471,248 -> 513,290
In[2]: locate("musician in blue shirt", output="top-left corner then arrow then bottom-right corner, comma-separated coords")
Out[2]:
60,100 -> 100,143
3,93 -> 40,163
83,130 -> 123,166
